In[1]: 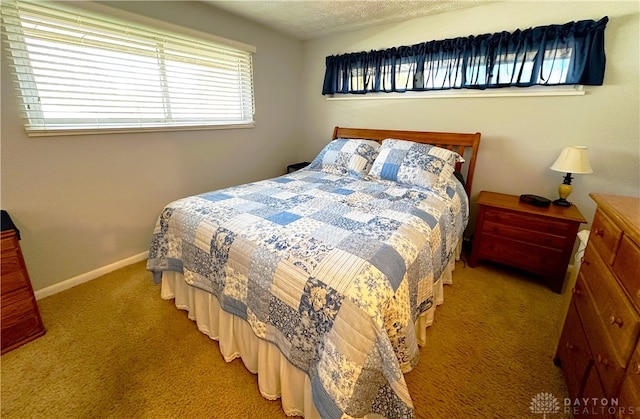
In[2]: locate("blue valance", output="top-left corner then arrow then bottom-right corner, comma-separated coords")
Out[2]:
322,17 -> 608,95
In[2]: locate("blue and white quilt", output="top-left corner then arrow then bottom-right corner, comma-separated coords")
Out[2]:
147,168 -> 468,418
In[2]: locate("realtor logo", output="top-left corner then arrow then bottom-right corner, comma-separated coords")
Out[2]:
530,392 -> 560,418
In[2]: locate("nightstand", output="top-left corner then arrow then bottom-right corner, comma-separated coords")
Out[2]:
1,212 -> 45,354
469,191 -> 586,293
286,162 -> 310,174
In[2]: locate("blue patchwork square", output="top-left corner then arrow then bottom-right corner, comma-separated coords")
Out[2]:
268,211 -> 302,226
200,192 -> 232,202
274,177 -> 294,184
379,163 -> 400,180
333,188 -> 354,195
410,207 -> 437,228
369,244 -> 406,291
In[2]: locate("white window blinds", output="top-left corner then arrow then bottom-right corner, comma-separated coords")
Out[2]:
1,0 -> 256,135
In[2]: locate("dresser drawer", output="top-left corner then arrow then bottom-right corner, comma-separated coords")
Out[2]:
574,275 -> 627,397
579,366 -> 612,419
590,208 -> 623,265
557,301 -> 592,400
613,235 -> 640,311
580,245 -> 640,362
616,345 -> 640,419
483,207 -> 572,237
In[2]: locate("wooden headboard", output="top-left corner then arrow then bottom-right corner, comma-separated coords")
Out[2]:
332,126 -> 481,196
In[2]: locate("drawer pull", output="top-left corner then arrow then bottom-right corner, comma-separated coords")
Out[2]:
565,342 -> 575,351
608,314 -> 623,327
596,354 -> 609,366
572,287 -> 583,296
594,229 -> 605,237
634,362 -> 640,375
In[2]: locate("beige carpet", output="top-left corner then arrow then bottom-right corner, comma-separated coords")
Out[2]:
1,258 -> 570,418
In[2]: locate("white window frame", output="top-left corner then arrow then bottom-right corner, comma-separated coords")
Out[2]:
1,0 -> 256,137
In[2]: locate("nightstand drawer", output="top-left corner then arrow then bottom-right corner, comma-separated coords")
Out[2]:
613,235 -> 640,311
474,234 -> 563,275
1,284 -> 35,307
482,220 -> 567,249
581,245 -> 640,362
590,208 -> 623,265
0,296 -> 45,353
483,207 -> 573,237
0,233 -> 18,253
1,255 -> 30,295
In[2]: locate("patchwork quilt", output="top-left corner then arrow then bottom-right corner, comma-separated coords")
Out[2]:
147,168 -> 468,418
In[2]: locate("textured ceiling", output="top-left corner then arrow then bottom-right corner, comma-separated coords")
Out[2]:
204,1 -> 490,40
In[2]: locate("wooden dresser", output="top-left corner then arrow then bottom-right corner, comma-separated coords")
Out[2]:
1,228 -> 46,354
469,191 -> 586,293
555,193 -> 640,418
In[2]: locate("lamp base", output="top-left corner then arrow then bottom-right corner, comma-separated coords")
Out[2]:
553,198 -> 572,207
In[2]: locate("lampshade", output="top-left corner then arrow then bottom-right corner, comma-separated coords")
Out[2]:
550,146 -> 594,174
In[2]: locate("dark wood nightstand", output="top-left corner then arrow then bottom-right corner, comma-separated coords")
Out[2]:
1,226 -> 45,354
469,191 -> 586,293
286,162 -> 310,174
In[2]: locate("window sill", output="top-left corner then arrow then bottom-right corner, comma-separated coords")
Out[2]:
325,85 -> 585,100
24,123 -> 256,138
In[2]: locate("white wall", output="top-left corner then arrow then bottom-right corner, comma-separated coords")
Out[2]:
300,1 -> 640,233
0,1 -> 303,291
2,1 -> 638,293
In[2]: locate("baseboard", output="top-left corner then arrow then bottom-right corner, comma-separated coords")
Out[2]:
34,251 -> 149,300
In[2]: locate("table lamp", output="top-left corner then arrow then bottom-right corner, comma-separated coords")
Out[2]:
550,146 -> 593,207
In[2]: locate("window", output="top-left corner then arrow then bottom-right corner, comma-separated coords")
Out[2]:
323,17 -> 608,95
1,0 -> 256,136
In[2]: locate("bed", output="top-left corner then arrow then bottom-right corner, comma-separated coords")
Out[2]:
147,126 -> 481,418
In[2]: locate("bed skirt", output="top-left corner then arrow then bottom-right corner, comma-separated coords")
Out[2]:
160,250 -> 459,418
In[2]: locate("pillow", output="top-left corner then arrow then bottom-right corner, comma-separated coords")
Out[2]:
306,139 -> 380,178
368,139 -> 465,193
